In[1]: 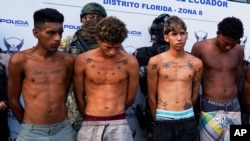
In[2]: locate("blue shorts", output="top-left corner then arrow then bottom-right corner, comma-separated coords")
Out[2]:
16,120 -> 75,141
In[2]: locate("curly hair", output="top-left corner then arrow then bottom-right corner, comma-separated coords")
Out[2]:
95,16 -> 128,43
218,16 -> 244,40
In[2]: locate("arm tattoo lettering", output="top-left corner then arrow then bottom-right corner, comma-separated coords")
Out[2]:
184,102 -> 192,109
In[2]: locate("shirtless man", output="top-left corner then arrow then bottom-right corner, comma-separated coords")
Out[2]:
191,17 -> 244,141
74,16 -> 139,141
8,8 -> 75,141
147,15 -> 203,141
243,65 -> 250,115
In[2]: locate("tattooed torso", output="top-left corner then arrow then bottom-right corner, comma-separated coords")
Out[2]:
148,52 -> 202,111
77,49 -> 139,116
14,51 -> 74,124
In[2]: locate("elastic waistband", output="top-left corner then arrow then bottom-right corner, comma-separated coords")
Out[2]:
156,108 -> 194,121
84,113 -> 126,121
202,98 -> 238,107
21,120 -> 70,128
155,116 -> 196,124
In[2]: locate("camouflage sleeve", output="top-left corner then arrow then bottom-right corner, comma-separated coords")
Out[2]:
59,35 -> 82,57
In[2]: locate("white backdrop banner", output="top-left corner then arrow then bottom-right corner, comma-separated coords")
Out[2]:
1,0 -> 250,140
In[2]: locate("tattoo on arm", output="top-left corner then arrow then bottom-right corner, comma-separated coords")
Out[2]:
151,64 -> 158,70
184,102 -> 192,110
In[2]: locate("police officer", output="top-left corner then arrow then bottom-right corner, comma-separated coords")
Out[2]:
60,2 -> 107,56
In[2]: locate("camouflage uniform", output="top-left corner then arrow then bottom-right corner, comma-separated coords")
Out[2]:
59,19 -> 100,131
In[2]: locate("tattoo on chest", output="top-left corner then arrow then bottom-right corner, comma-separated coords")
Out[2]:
184,102 -> 192,109
33,69 -> 61,75
33,70 -> 42,75
158,98 -> 168,110
50,69 -> 61,74
86,58 -> 129,75
162,60 -> 194,69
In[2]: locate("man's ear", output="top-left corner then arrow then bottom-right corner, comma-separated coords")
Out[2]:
164,34 -> 169,42
33,28 -> 39,38
96,38 -> 101,43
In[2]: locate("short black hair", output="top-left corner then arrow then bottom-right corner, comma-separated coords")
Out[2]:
33,8 -> 64,28
218,16 -> 244,40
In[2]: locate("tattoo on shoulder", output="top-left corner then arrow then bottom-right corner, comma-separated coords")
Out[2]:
186,61 -> 194,69
151,64 -> 158,70
86,58 -> 92,64
184,102 -> 192,110
122,59 -> 128,65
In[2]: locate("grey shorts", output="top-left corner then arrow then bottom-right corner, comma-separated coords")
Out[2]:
16,120 -> 75,141
77,116 -> 133,141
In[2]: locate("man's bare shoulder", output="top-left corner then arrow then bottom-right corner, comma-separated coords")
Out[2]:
58,51 -> 74,61
9,49 -> 32,64
187,53 -> 203,67
122,51 -> 138,66
149,51 -> 164,62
